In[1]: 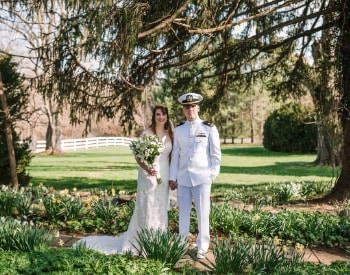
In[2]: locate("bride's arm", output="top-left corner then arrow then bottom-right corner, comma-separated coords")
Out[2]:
135,157 -> 157,176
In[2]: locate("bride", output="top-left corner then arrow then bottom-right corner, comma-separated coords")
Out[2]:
75,105 -> 173,255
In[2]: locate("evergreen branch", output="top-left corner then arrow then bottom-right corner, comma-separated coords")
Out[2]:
137,0 -> 191,39
187,0 -> 300,34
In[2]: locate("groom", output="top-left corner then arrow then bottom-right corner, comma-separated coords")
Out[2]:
169,92 -> 221,259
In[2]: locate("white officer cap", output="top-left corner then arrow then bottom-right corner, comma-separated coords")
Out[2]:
178,93 -> 203,105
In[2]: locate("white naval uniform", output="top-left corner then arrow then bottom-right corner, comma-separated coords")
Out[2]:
170,118 -> 221,253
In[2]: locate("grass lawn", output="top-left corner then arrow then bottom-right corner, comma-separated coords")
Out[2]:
28,145 -> 339,192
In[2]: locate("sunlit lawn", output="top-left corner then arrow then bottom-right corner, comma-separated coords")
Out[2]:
28,145 -> 339,192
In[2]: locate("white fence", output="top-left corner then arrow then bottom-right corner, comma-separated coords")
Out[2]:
32,136 -> 254,153
34,137 -> 134,153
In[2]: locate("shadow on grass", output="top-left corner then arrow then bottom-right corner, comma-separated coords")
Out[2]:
221,146 -> 313,157
213,182 -> 271,190
30,177 -> 137,192
29,164 -> 137,172
211,183 -> 269,196
35,149 -> 132,159
220,161 -> 337,177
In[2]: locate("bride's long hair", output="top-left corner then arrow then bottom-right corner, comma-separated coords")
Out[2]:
150,104 -> 173,143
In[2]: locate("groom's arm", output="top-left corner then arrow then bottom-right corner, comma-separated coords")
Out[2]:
169,128 -> 180,184
209,125 -> 221,181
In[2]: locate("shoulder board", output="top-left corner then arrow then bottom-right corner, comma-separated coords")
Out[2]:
176,121 -> 185,127
202,121 -> 214,127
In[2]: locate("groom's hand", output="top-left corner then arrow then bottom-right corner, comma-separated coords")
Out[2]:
169,180 -> 177,190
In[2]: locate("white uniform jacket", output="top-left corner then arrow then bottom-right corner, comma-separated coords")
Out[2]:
170,118 -> 221,187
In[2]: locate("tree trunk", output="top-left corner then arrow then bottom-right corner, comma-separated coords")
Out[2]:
250,95 -> 254,144
45,118 -> 53,150
326,121 -> 350,200
232,123 -> 235,144
44,99 -> 62,154
314,123 -> 340,166
0,72 -> 19,190
250,120 -> 254,144
310,12 -> 342,166
325,0 -> 350,201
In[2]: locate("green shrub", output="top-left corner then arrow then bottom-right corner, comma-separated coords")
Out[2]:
209,237 -> 304,274
250,238 -> 303,274
0,56 -> 32,186
0,186 -> 33,218
272,183 -> 295,203
210,204 -> 250,235
211,237 -> 252,274
263,103 -> 317,153
43,194 -> 83,221
14,188 -> 32,218
27,184 -> 50,202
136,228 -> 187,268
91,198 -> 118,228
115,201 -> 135,233
0,218 -> 52,252
0,186 -> 16,216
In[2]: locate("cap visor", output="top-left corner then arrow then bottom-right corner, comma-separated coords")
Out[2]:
181,101 -> 200,105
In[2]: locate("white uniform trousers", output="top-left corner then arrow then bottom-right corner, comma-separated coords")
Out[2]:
177,183 -> 211,253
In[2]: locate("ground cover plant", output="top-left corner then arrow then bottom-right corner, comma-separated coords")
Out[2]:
209,204 -> 350,248
213,179 -> 335,206
0,145 -> 347,273
136,228 -> 187,268
3,184 -> 349,251
209,237 -> 305,274
0,248 -> 169,274
0,217 -> 52,252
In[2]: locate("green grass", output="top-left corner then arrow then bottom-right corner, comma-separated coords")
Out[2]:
28,145 -> 339,192
28,146 -> 138,191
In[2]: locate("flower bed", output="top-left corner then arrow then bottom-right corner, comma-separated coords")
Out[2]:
1,184 -> 349,273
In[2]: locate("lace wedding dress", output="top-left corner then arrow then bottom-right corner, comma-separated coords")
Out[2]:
74,134 -> 172,255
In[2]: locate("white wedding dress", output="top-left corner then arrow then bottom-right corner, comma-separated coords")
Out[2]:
74,134 -> 172,255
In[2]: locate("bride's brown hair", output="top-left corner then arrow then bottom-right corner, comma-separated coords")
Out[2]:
150,104 -> 173,143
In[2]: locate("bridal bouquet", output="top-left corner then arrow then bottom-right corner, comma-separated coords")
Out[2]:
129,135 -> 163,184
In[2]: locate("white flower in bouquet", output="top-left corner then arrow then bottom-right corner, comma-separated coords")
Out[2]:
130,135 -> 163,184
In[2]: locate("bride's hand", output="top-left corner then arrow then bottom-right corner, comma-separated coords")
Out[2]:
146,167 -> 158,176
137,158 -> 158,176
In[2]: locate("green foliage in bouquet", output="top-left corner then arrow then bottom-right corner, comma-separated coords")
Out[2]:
129,135 -> 163,165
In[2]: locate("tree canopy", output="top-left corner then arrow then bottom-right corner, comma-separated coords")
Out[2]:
1,0 -> 338,132
2,0 -> 350,200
